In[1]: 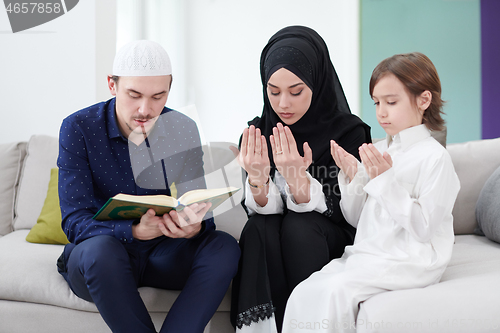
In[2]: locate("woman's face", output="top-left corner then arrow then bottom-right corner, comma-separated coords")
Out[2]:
267,68 -> 313,125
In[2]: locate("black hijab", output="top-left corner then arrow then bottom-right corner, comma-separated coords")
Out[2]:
248,25 -> 371,221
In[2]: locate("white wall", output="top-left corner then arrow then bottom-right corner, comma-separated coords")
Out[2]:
1,0 -> 359,145
0,0 -> 116,144
115,0 -> 359,145
182,0 -> 360,144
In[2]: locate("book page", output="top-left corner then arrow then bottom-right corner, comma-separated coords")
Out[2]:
113,193 -> 178,207
178,187 -> 239,206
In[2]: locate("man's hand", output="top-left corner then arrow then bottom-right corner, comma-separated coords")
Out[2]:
132,209 -> 164,240
159,202 -> 212,239
132,202 -> 212,240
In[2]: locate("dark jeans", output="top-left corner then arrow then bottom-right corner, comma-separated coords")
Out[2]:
58,230 -> 240,333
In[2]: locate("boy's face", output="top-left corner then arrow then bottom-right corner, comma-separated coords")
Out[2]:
108,75 -> 171,139
371,74 -> 424,136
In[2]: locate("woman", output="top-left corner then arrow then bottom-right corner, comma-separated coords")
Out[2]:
230,26 -> 371,333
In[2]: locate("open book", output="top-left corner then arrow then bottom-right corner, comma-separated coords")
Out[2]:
93,187 -> 240,224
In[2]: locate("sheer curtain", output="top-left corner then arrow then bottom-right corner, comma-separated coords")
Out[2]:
116,0 -> 190,113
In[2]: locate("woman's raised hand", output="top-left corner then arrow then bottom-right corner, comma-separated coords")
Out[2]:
330,140 -> 358,182
230,125 -> 271,187
270,123 -> 312,184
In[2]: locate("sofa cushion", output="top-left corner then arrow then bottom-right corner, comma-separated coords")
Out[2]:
0,301 -> 233,333
447,137 -> 500,234
475,165 -> 500,243
26,168 -> 69,245
357,235 -> 500,333
0,230 -> 232,313
0,230 -> 95,312
0,141 -> 26,236
14,135 -> 59,231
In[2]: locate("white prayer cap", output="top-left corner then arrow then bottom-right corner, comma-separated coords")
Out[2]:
112,40 -> 172,76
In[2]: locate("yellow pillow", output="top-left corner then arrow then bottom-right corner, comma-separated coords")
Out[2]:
170,182 -> 177,199
26,168 -> 69,245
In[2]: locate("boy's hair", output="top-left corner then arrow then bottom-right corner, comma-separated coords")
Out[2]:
369,52 -> 445,132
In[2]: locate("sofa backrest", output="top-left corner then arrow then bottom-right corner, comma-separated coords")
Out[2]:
13,135 -> 59,231
447,137 -> 500,235
7,134 -> 499,239
201,142 -> 246,240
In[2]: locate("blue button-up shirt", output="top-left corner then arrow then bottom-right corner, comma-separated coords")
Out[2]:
58,98 -> 213,244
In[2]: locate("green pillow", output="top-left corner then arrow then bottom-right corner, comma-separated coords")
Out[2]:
26,168 -> 69,245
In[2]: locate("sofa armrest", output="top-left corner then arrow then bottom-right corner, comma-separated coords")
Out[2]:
0,141 -> 27,236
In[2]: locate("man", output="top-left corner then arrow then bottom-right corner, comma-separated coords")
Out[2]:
57,40 -> 240,333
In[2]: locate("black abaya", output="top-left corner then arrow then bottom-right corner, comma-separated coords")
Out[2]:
231,25 -> 371,333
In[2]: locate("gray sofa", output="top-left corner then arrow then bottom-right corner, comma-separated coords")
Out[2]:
1,134 -> 500,333
0,135 -> 247,333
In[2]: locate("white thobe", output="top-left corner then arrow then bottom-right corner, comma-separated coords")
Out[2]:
244,171 -> 328,216
282,125 -> 460,333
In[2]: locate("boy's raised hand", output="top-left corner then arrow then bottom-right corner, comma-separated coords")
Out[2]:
359,143 -> 392,179
330,140 -> 358,182
160,202 -> 212,239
